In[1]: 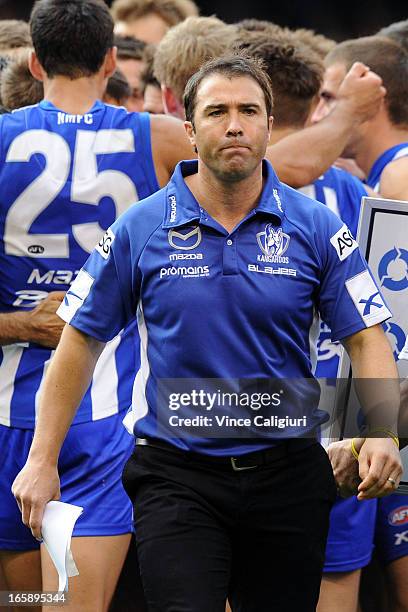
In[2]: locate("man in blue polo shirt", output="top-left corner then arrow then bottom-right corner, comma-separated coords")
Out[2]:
13,54 -> 402,612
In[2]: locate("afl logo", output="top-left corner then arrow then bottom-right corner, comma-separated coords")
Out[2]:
388,506 -> 408,526
28,245 -> 45,254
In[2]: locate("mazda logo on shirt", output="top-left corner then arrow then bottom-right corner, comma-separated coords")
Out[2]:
168,226 -> 202,251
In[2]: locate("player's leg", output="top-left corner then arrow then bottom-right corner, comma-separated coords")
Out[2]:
317,496 -> 377,612
41,534 -> 131,612
376,495 -> 408,612
385,556 -> 408,612
0,425 -> 42,612
318,570 -> 361,612
41,414 -> 134,612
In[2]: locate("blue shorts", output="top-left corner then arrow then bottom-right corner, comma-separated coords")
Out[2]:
323,496 -> 377,572
375,494 -> 408,565
0,414 -> 134,552
324,494 -> 408,572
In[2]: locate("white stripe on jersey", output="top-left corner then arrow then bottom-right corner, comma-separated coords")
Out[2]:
308,308 -> 320,375
0,345 -> 24,426
123,302 -> 149,434
91,333 -> 121,420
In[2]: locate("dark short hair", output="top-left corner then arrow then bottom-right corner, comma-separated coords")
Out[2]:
105,68 -> 131,104
235,31 -> 323,128
326,36 -> 408,126
114,34 -> 146,60
183,53 -> 273,125
30,0 -> 114,79
140,43 -> 160,93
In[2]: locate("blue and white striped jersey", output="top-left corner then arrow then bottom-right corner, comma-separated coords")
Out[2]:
367,143 -> 408,192
0,100 -> 159,427
298,166 -> 368,378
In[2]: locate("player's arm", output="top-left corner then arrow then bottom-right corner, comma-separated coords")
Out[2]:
378,157 -> 408,201
0,292 -> 66,348
12,324 -> 105,539
267,63 -> 386,187
328,324 -> 402,499
150,113 -> 196,187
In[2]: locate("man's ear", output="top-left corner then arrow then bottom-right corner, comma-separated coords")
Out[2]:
162,85 -> 185,119
267,115 -> 274,144
184,120 -> 197,152
28,50 -> 45,81
103,46 -> 117,79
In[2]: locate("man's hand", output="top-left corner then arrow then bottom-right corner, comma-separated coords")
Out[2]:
357,437 -> 403,500
337,62 -> 386,124
333,157 -> 366,181
12,461 -> 60,540
327,438 -> 363,497
26,291 -> 66,348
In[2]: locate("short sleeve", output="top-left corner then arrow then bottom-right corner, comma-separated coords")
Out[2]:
316,210 -> 391,342
57,220 -> 138,341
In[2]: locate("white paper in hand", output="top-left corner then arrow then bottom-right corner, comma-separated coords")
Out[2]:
41,501 -> 83,592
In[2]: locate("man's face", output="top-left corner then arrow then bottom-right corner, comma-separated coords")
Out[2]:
310,62 -> 346,124
185,74 -> 272,182
310,61 -> 366,158
143,83 -> 164,114
114,14 -> 169,44
116,58 -> 144,112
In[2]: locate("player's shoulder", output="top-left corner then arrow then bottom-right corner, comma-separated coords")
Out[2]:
379,155 -> 408,201
0,103 -> 40,128
281,181 -> 341,228
112,187 -> 167,241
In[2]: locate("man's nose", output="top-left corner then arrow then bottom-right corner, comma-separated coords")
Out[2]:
225,111 -> 244,135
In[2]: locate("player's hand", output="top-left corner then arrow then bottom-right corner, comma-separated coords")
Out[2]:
357,437 -> 402,500
337,62 -> 386,124
26,291 -> 66,348
327,438 -> 364,497
12,461 -> 61,540
333,157 -> 366,181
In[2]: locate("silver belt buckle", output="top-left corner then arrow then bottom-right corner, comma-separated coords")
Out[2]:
230,457 -> 258,471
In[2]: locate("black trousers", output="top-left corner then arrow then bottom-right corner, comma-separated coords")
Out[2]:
122,441 -> 337,612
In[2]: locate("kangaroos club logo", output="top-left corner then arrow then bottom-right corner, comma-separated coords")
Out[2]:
256,224 -> 290,258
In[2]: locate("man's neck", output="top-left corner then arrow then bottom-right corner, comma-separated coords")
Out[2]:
185,162 -> 265,234
356,122 -> 408,176
42,74 -> 106,114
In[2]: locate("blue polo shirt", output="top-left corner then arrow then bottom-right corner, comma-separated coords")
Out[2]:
58,160 -> 391,455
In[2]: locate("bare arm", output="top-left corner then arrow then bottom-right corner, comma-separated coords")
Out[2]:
267,63 -> 386,187
150,113 -> 196,187
12,324 -> 105,538
328,324 -> 402,499
379,157 -> 408,201
0,291 -> 65,348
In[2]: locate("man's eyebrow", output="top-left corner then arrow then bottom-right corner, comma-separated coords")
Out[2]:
202,102 -> 262,111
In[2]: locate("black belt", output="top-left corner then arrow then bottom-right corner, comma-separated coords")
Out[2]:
135,437 -> 317,472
